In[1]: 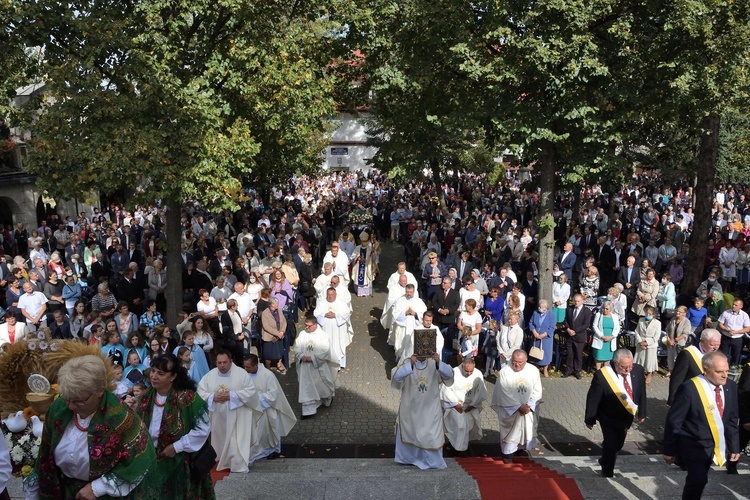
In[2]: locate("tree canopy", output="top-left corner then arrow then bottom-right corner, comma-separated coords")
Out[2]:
10,0 -> 339,209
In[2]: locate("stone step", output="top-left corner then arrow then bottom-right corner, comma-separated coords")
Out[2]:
215,459 -> 480,499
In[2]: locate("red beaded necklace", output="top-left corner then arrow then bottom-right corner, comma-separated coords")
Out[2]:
73,413 -> 89,432
154,394 -> 167,407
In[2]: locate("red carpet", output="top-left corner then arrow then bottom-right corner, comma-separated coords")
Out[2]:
210,464 -> 230,484
455,457 -> 583,500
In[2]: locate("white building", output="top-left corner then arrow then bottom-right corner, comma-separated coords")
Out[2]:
323,112 -> 378,171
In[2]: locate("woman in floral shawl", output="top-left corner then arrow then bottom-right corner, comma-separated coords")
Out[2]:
25,355 -> 158,499
135,353 -> 215,499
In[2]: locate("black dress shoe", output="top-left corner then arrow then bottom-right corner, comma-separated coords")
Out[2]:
561,373 -> 571,378
574,373 -> 582,380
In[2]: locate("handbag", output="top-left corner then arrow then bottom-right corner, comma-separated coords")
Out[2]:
189,434 -> 217,482
528,339 -> 544,361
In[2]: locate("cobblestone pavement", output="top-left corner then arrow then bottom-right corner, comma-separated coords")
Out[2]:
281,241 -> 669,457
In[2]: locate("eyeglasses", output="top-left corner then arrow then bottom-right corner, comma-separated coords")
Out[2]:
63,393 -> 94,407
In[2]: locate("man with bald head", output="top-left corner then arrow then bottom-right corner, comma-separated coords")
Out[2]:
491,350 -> 543,463
668,328 -> 722,406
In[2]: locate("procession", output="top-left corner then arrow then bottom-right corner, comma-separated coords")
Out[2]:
0,169 -> 748,500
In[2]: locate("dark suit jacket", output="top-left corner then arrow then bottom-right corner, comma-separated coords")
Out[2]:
456,259 -> 474,281
608,248 -> 628,271
663,377 -> 740,460
668,347 -> 705,406
617,265 -> 641,296
116,277 -> 143,307
585,364 -> 647,429
431,288 -> 461,326
581,234 -> 597,252
219,309 -> 244,348
565,306 -> 593,343
557,251 -> 577,280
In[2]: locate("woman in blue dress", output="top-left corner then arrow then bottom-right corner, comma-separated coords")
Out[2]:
528,300 -> 556,377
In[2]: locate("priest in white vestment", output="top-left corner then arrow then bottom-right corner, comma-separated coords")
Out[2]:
243,354 -> 297,462
392,284 -> 428,361
440,358 -> 488,451
391,352 -> 454,469
416,311 -> 445,361
197,351 -> 263,472
387,262 -> 418,289
329,275 -> 352,312
491,350 -> 543,461
314,288 -> 353,368
314,263 -> 335,300
295,316 -> 337,417
382,274 -> 408,344
322,242 -> 351,285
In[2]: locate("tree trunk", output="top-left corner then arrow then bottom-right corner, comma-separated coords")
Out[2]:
572,186 -> 582,223
430,158 -> 446,208
164,201 -> 183,327
538,140 -> 556,306
682,113 -> 720,294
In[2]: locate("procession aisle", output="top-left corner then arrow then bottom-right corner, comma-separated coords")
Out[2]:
280,241 -> 670,457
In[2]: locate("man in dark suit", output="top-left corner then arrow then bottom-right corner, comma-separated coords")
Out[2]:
431,277 -> 461,331
585,349 -> 647,477
668,329 -> 722,406
557,242 -> 577,281
581,225 -> 597,253
617,255 -> 641,317
456,251 -> 474,282
115,266 -> 144,316
663,351 -> 740,499
563,294 -> 592,379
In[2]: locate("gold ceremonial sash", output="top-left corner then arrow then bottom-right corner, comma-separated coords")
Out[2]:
601,367 -> 637,416
686,346 -> 704,374
691,377 -> 725,467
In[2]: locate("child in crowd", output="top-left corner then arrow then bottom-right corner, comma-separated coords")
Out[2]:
482,319 -> 500,378
177,346 -> 202,384
102,331 -> 125,366
88,324 -> 104,346
126,330 -> 149,363
459,326 -> 477,361
123,350 -> 147,387
111,364 -> 128,399
687,297 -> 708,334
83,311 -> 104,341
172,330 -> 210,382
132,381 -> 148,399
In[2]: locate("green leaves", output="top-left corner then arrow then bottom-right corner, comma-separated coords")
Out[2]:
8,0 -> 340,210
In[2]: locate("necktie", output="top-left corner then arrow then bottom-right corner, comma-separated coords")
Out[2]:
444,290 -> 448,299
715,386 -> 724,418
622,374 -> 633,400
574,308 -> 579,321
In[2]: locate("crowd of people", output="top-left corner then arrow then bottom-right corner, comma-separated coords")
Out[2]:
1,170 -> 750,497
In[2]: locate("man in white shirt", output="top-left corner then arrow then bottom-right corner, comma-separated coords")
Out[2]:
18,282 -> 48,332
717,299 -> 750,366
228,282 -> 255,328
